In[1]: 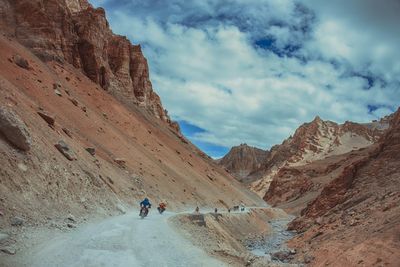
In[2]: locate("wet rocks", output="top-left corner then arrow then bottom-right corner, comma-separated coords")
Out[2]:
0,108 -> 31,151
55,140 -> 76,160
37,111 -> 55,127
10,217 -> 24,226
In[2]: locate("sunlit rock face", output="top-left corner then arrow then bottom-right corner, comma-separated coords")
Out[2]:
0,0 -> 175,129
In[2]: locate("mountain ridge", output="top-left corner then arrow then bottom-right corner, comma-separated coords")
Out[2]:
0,0 -> 179,132
0,0 -> 264,231
219,114 -> 391,197
218,143 -> 269,183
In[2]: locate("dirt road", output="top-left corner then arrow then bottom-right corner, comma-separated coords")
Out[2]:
16,211 -> 226,267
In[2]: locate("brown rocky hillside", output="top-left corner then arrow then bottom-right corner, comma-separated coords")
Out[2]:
218,143 -> 269,183
250,115 -> 389,197
0,0 -> 264,231
284,108 -> 400,266
0,0 -> 178,130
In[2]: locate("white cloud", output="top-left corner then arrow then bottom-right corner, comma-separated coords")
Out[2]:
89,0 -> 400,153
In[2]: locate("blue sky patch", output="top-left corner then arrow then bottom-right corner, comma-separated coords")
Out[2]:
177,120 -> 228,158
178,120 -> 206,135
89,0 -> 399,157
254,38 -> 275,49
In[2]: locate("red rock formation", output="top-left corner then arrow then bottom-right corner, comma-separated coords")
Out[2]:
218,144 -> 269,183
0,0 -> 175,128
249,115 -> 387,197
0,28 -> 265,236
289,109 -> 399,226
285,108 -> 400,266
265,116 -> 383,168
264,167 -> 313,206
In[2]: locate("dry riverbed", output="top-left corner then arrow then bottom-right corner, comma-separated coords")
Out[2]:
171,207 -> 300,267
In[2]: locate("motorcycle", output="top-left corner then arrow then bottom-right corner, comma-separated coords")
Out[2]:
157,206 -> 166,214
139,206 -> 150,219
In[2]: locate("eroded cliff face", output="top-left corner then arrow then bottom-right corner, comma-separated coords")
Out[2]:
0,0 -> 267,237
0,31 -> 264,231
285,108 -> 400,266
0,0 -> 175,128
218,144 -> 269,183
250,116 -> 388,197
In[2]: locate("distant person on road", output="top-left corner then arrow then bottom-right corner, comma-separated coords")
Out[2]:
214,208 -> 218,213
195,206 -> 199,213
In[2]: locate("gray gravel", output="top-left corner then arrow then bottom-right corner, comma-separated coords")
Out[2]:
246,216 -> 296,262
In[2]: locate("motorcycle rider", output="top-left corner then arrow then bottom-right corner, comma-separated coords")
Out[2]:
157,201 -> 167,214
139,197 -> 152,217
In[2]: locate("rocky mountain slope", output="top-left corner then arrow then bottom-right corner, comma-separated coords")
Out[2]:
0,0 -> 264,234
218,144 -> 269,183
0,0 -> 178,131
249,116 -> 389,197
284,108 -> 400,266
218,111 -> 398,265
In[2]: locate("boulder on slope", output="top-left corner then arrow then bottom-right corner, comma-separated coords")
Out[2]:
55,140 -> 77,161
0,107 -> 31,151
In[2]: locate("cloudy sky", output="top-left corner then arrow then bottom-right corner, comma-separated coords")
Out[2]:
90,0 -> 400,158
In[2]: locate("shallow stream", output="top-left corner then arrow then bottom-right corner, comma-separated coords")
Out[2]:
247,215 -> 296,263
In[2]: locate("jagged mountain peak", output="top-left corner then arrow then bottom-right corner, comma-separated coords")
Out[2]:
65,0 -> 90,13
243,115 -> 390,197
219,144 -> 269,183
0,0 -> 179,132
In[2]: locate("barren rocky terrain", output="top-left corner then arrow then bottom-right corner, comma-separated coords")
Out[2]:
221,107 -> 399,266
286,108 -> 400,267
218,144 -> 269,183
0,1 -> 267,265
0,1 -> 399,267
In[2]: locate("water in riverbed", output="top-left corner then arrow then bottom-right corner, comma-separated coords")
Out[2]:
247,215 -> 296,262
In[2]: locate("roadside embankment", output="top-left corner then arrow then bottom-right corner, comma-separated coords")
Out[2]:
170,208 -> 298,267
